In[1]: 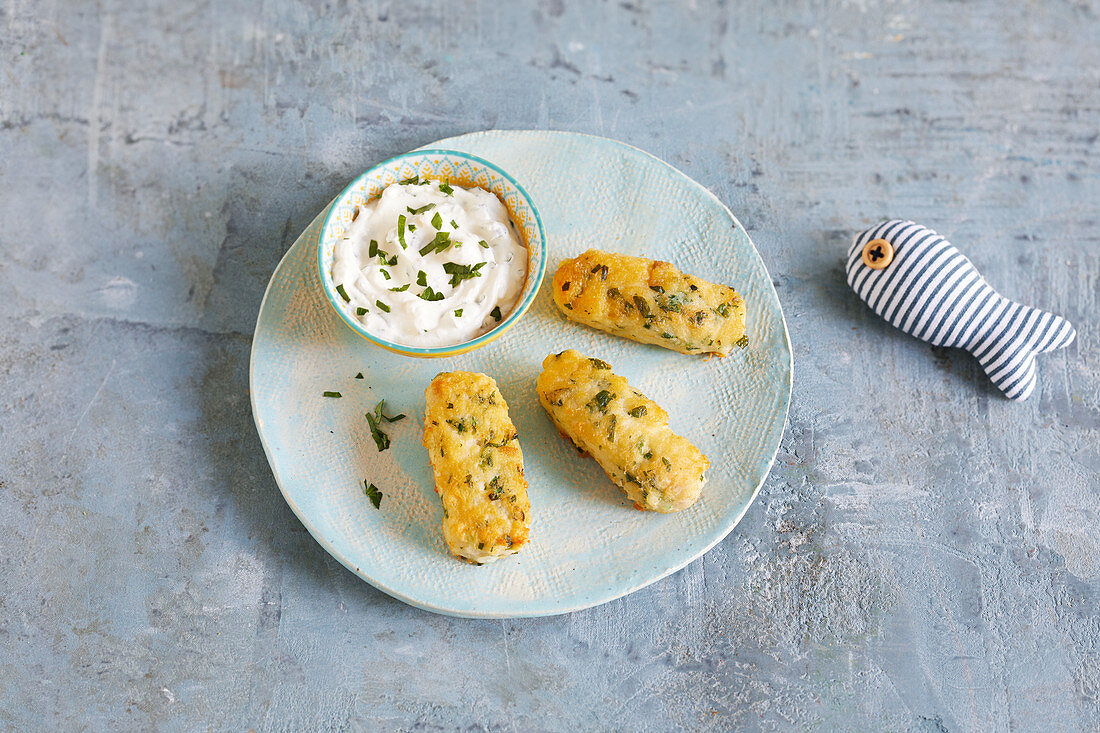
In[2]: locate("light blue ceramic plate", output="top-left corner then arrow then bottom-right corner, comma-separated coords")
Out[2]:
250,131 -> 792,618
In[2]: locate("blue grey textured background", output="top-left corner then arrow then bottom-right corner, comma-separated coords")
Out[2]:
1,1 -> 1097,730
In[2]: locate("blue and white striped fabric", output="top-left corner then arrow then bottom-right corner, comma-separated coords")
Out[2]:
846,220 -> 1076,401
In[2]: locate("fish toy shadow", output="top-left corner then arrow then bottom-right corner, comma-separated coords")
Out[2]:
846,220 -> 1076,401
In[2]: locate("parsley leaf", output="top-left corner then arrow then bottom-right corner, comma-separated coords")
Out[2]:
418,286 -> 445,302
442,261 -> 486,287
362,480 -> 383,509
419,231 -> 451,256
586,390 -> 614,412
365,399 -> 405,452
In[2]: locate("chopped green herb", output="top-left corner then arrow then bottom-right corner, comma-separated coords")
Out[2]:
376,300 -> 390,313
390,283 -> 411,292
323,391 -> 342,398
362,480 -> 383,509
644,451 -> 653,460
442,261 -> 486,287
717,303 -> 732,317
419,230 -> 451,256
368,239 -> 379,258
380,269 -> 391,280
335,284 -> 350,302
633,296 -> 652,317
607,288 -> 632,309
589,358 -> 611,370
650,285 -> 665,294
486,475 -> 504,500
661,332 -> 675,339
736,335 -> 749,348
659,293 -> 684,313
450,219 -> 459,229
355,306 -> 368,316
430,211 -> 443,229
661,457 -> 672,470
607,414 -> 617,441
397,214 -> 407,248
418,286 -> 445,302
485,433 -> 516,448
377,401 -> 404,423
629,406 -> 647,418
407,224 -> 416,232
416,271 -> 428,286
625,472 -> 641,485
590,264 -> 609,280
478,239 -> 490,249
400,175 -> 420,185
490,306 -> 502,321
454,309 -> 463,317
355,372 -> 364,379
407,203 -> 434,214
365,399 -> 405,452
438,181 -> 454,195
587,390 -> 614,412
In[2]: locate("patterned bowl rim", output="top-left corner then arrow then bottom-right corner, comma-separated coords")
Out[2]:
316,149 -> 547,355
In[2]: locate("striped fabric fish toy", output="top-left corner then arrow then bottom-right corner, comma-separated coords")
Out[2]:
846,220 -> 1076,400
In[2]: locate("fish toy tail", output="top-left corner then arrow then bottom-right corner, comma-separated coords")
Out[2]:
968,301 -> 1077,400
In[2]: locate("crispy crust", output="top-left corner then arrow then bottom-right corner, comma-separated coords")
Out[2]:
552,249 -> 747,356
423,372 -> 530,563
536,350 -> 708,512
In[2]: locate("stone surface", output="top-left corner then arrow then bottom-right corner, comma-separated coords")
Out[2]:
1,1 -> 1097,730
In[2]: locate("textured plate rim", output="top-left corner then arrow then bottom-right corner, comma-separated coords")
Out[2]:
249,131 -> 793,618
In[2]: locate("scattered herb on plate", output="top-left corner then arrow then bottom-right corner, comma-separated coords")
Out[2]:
365,399 -> 405,452
362,480 -> 383,509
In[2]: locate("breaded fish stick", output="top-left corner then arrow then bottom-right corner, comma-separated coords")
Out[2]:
536,350 -> 708,512
553,249 -> 747,356
423,372 -> 530,564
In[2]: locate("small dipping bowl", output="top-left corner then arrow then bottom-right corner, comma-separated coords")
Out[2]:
318,150 -> 547,358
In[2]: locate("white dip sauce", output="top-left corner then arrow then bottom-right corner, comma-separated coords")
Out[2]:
331,180 -> 528,347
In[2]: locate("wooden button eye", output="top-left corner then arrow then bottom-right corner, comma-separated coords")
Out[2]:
862,238 -> 894,269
